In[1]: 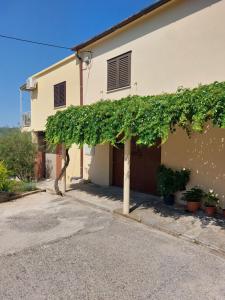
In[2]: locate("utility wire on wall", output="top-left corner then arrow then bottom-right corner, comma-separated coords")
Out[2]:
0,34 -> 72,50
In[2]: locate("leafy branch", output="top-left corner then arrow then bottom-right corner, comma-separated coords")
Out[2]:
46,81 -> 225,149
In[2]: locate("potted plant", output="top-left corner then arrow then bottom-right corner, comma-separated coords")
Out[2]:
204,190 -> 219,217
182,187 -> 204,213
174,168 -> 191,204
157,165 -> 176,205
175,168 -> 191,191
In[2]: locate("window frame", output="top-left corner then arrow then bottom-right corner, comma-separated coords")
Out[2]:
107,51 -> 131,92
54,81 -> 66,108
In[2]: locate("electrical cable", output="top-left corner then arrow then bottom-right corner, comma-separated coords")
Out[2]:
0,34 -> 71,50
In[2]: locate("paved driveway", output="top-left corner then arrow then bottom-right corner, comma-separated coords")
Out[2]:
0,192 -> 225,299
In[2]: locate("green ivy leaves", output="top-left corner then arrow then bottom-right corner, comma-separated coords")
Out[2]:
46,81 -> 225,148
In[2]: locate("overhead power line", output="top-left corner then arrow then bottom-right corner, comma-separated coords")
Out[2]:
0,34 -> 72,50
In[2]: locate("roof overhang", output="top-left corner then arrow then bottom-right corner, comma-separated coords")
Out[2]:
72,0 -> 172,51
31,54 -> 75,79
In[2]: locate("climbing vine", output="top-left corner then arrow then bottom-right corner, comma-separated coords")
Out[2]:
46,81 -> 225,148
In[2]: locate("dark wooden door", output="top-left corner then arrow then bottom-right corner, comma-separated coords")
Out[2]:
112,140 -> 161,195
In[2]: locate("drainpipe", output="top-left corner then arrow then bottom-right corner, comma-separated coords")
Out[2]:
75,51 -> 83,178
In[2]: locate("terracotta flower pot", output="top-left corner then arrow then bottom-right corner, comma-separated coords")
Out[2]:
187,201 -> 201,213
205,206 -> 216,217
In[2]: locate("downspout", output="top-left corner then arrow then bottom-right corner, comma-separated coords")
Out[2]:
75,51 -> 83,178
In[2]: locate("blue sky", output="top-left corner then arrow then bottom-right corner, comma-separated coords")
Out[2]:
0,0 -> 155,127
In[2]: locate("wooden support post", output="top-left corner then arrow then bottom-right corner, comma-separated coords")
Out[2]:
123,139 -> 131,215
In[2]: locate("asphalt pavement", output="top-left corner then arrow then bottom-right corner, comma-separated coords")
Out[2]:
0,192 -> 224,299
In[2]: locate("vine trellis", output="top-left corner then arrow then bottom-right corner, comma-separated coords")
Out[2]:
46,81 -> 225,149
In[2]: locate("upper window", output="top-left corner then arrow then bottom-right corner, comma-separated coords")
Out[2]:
54,81 -> 66,108
107,51 -> 131,91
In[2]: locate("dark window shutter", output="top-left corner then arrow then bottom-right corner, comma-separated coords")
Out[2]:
107,51 -> 131,91
107,59 -> 118,91
54,81 -> 66,107
118,52 -> 131,88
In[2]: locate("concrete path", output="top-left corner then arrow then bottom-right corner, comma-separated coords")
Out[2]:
0,191 -> 110,255
67,183 -> 225,255
0,190 -> 225,299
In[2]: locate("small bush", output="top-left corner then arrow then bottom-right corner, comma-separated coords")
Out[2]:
9,181 -> 37,193
157,165 -> 191,196
0,129 -> 37,181
174,168 -> 191,191
157,165 -> 177,196
0,161 -> 11,192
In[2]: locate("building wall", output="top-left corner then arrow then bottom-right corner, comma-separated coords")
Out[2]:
81,0 -> 225,103
67,144 -> 81,183
29,55 -> 81,182
45,153 -> 56,179
83,144 -> 111,186
30,55 -> 80,131
81,0 -> 225,203
162,124 -> 225,207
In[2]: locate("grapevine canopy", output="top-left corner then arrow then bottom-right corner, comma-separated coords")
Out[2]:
46,81 -> 225,148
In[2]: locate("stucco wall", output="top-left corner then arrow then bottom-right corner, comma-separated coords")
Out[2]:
81,0 -> 225,103
83,144 -> 111,186
30,55 -> 81,180
82,0 -> 225,193
44,147 -> 81,182
67,145 -> 81,183
30,55 -> 80,131
162,124 -> 225,207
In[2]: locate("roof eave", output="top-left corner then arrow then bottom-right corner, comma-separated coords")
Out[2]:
72,0 -> 172,51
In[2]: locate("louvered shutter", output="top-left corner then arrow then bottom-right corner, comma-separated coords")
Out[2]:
118,52 -> 131,88
107,51 -> 131,91
54,81 -> 66,107
107,58 -> 118,91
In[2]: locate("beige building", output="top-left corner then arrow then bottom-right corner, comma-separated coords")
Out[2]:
72,0 -> 225,206
20,54 -> 81,183
20,0 -> 225,207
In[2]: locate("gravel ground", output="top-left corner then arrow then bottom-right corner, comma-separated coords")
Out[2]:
0,193 -> 225,299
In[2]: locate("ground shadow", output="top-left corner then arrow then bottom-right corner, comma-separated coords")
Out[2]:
70,182 -> 225,230
141,200 -> 225,230
70,181 -> 157,205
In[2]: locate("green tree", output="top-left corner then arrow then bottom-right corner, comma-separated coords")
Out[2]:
0,129 -> 37,181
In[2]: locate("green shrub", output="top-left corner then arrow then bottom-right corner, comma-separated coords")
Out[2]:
157,165 -> 177,196
174,168 -> 191,191
157,165 -> 190,197
9,181 -> 37,193
0,129 -> 37,181
0,161 -> 11,192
